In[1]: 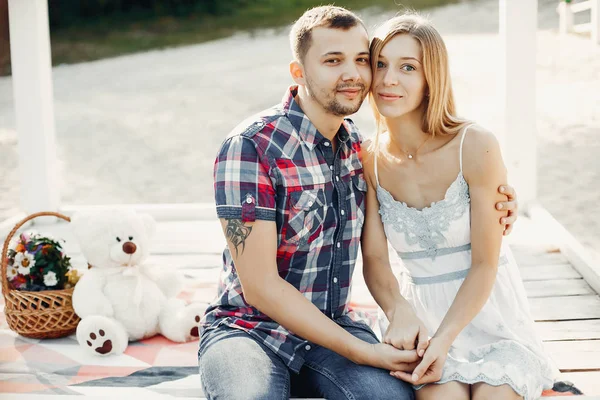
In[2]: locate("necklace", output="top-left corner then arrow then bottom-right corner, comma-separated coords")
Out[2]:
401,135 -> 431,160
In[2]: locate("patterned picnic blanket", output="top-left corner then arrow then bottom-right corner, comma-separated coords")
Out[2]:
0,277 -> 582,398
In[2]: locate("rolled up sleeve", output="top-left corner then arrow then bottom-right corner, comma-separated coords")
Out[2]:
213,135 -> 276,222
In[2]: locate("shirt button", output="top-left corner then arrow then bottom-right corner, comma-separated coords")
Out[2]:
307,201 -> 313,207
335,176 -> 340,182
329,165 -> 333,171
246,197 -> 253,204
340,210 -> 345,216
305,345 -> 311,351
333,277 -> 338,283
336,242 -> 341,248
324,142 -> 330,147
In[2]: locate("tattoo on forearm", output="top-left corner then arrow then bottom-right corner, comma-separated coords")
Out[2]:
225,219 -> 253,257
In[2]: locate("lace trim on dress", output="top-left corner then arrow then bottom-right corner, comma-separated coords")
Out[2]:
378,172 -> 470,258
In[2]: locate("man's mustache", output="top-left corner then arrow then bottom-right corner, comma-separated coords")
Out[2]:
336,83 -> 367,91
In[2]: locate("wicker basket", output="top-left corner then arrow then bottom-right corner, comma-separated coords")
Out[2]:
1,212 -> 80,339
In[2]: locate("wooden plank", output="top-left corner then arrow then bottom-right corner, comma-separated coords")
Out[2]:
512,251 -> 570,267
529,205 -> 600,300
178,266 -> 222,283
536,320 -> 600,342
9,219 -> 226,255
544,340 -> 600,371
524,279 -> 595,298
520,264 -> 581,281
67,252 -> 223,271
558,371 -> 600,396
530,295 -> 600,321
150,254 -> 223,269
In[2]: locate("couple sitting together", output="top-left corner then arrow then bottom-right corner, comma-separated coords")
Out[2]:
199,6 -> 557,400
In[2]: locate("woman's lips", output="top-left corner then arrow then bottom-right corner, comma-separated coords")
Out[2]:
378,93 -> 403,101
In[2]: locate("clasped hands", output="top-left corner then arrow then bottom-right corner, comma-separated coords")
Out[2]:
371,309 -> 450,386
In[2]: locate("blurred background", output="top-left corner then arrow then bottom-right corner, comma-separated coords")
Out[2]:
0,0 -> 598,258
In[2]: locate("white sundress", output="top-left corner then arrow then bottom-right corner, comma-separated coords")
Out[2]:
375,125 -> 557,399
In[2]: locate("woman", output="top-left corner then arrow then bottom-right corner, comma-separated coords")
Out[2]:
361,13 -> 557,400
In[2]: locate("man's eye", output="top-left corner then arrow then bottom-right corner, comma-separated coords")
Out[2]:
357,57 -> 369,63
377,61 -> 386,68
325,59 -> 340,64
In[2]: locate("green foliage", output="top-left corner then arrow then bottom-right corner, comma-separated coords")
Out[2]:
48,0 -> 254,29
44,0 -> 457,69
6,233 -> 73,292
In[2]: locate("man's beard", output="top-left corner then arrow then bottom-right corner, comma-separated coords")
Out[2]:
306,77 -> 367,117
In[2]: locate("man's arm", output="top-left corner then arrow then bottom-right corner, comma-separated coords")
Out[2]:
220,217 -> 419,371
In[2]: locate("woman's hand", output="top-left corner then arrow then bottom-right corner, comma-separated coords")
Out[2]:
390,336 -> 451,385
384,306 -> 429,357
358,342 -> 421,372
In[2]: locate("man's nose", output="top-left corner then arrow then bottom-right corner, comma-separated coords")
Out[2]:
341,63 -> 361,81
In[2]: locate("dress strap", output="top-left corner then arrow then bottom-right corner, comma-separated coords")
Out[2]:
459,124 -> 474,173
374,145 -> 380,187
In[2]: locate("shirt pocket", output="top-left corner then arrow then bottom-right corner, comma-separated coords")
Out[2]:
351,173 -> 368,221
285,188 -> 326,246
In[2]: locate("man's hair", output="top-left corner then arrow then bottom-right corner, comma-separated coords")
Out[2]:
290,6 -> 365,63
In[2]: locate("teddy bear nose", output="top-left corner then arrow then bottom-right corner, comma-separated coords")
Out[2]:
122,242 -> 137,255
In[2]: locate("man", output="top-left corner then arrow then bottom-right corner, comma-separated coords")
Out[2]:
199,6 -> 518,399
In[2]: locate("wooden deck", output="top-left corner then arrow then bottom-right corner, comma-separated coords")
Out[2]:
1,211 -> 600,398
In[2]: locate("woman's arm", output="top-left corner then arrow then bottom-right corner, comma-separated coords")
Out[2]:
361,146 -> 429,355
434,126 -> 508,343
397,126 -> 509,385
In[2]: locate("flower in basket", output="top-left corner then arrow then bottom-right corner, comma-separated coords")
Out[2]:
6,232 -> 74,291
14,252 -> 35,275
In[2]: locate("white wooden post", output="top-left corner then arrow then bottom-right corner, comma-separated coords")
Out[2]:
592,0 -> 600,44
557,1 -> 574,35
8,0 -> 60,214
499,0 -> 538,207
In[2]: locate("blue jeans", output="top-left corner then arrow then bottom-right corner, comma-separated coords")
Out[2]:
198,326 -> 415,400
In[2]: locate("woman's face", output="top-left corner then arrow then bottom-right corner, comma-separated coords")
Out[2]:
372,34 -> 428,119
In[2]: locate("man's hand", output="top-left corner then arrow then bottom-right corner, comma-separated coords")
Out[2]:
384,308 -> 429,357
390,336 -> 450,385
359,342 -> 421,372
495,184 -> 518,236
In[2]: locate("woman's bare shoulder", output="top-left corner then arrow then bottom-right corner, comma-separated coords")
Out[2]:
462,124 -> 506,181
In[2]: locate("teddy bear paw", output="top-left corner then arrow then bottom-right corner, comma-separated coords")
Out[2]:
85,329 -> 113,355
77,315 -> 128,356
190,315 -> 201,337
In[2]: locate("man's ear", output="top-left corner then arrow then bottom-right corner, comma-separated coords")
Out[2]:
289,60 -> 306,85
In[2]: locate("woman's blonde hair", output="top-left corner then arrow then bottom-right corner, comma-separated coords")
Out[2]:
369,13 -> 469,150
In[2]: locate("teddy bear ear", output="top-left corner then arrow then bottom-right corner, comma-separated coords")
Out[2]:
141,213 -> 157,237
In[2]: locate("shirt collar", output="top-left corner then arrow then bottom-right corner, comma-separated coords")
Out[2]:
282,86 -> 357,151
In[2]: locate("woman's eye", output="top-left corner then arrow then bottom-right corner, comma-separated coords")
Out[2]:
402,64 -> 416,72
357,57 -> 369,64
377,61 -> 386,68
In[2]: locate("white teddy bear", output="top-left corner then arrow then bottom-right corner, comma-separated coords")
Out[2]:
71,209 -> 206,356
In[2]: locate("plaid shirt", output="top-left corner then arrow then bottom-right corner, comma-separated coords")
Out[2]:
201,86 -> 373,372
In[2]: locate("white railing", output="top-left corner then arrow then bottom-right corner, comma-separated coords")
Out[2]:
558,0 -> 600,44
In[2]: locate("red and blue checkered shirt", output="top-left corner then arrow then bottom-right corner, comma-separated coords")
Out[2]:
201,86 -> 374,372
